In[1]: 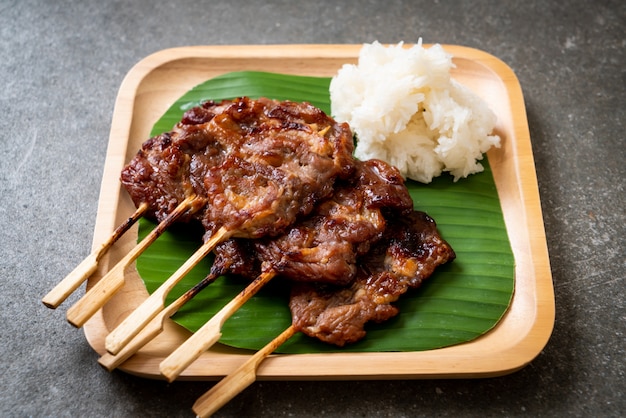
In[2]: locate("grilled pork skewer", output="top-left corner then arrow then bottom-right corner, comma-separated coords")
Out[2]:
159,159 -> 413,382
290,210 -> 456,347
42,202 -> 149,309
192,210 -> 456,417
48,103 -> 211,317
104,97 -> 355,355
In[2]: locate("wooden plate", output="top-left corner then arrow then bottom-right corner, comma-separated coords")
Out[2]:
83,44 -> 554,380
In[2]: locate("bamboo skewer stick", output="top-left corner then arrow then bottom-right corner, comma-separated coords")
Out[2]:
42,202 -> 149,309
97,269 -> 222,371
65,196 -> 199,328
104,226 -> 231,355
160,270 -> 277,382
192,325 -> 297,418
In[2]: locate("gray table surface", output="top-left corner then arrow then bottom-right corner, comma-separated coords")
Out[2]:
1,0 -> 624,417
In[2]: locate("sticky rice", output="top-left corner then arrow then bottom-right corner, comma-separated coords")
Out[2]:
330,40 -> 501,183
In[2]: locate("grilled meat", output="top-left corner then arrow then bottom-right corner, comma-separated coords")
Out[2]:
120,96 -> 455,349
253,159 -> 413,285
120,97 -> 355,239
212,159 -> 413,286
289,211 -> 456,346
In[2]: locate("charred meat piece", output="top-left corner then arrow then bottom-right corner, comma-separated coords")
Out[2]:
253,158 -> 414,285
120,97 -> 355,239
289,211 -> 456,346
211,159 -> 414,286
210,239 -> 261,280
119,132 -> 198,222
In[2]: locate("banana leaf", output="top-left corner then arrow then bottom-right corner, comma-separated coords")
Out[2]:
136,71 -> 514,353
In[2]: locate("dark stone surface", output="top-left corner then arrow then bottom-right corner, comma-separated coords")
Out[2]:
1,0 -> 623,416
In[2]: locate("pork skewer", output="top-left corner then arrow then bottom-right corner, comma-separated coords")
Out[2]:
42,202 -> 149,309
98,240 -> 257,371
66,195 -> 201,328
104,97 -> 356,355
159,159 -> 414,381
47,105 -> 210,315
290,210 -> 456,347
192,210 -> 456,417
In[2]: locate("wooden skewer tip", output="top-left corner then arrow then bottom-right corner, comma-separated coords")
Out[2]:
104,226 -> 230,355
159,270 -> 276,382
192,325 -> 297,418
42,202 -> 149,309
65,198 -> 199,329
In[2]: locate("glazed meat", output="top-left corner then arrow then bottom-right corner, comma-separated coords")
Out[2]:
253,158 -> 413,285
111,95 -> 459,353
120,132 -> 198,222
211,239 -> 261,280
211,159 -> 414,286
289,211 -> 456,346
120,97 -> 355,239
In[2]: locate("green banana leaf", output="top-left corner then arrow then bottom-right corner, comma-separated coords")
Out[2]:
136,71 -> 514,353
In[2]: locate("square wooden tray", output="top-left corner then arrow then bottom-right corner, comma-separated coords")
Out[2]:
83,44 -> 554,380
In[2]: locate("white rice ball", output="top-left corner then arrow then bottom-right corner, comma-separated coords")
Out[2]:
330,40 -> 501,183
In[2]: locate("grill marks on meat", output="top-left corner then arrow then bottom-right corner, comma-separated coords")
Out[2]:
211,239 -> 261,280
211,159 -> 413,286
253,159 -> 413,285
289,211 -> 456,346
120,97 -> 355,239
120,132 -> 198,222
